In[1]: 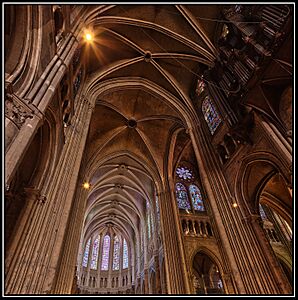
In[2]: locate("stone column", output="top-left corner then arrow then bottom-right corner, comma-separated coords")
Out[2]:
5,187 -> 46,293
5,31 -> 79,186
131,247 -> 135,287
136,276 -> 141,294
157,188 -> 190,294
247,214 -> 292,292
188,125 -> 292,294
107,234 -> 115,288
5,93 -> 95,294
97,234 -> 104,288
154,251 -> 161,294
144,267 -> 149,294
257,114 -> 292,167
222,272 -> 237,294
118,238 -> 123,288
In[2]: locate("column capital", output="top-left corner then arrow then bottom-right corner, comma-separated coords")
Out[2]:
242,213 -> 262,226
23,187 -> 47,204
81,94 -> 95,110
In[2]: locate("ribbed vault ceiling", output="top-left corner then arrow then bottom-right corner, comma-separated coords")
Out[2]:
80,4 -> 221,255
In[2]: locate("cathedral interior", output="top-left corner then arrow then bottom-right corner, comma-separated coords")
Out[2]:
4,4 -> 293,295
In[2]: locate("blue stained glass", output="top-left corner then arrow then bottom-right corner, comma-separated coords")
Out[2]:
82,238 -> 91,267
155,195 -> 160,225
189,184 -> 205,211
176,167 -> 193,180
123,238 -> 128,269
141,234 -> 144,254
90,236 -> 100,270
101,235 -> 110,270
259,204 -> 267,220
147,213 -> 151,239
202,96 -> 221,135
175,183 -> 191,210
112,236 -> 120,270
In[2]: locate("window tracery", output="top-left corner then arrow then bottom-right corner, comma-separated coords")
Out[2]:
175,164 -> 206,213
202,96 -> 221,135
176,166 -> 194,181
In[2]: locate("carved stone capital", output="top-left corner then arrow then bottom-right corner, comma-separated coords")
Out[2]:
23,187 -> 47,204
5,93 -> 34,128
81,95 -> 94,110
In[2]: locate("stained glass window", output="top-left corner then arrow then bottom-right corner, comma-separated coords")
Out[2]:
141,233 -> 144,254
147,213 -> 151,239
123,238 -> 128,269
112,236 -> 120,270
259,204 -> 267,220
202,96 -> 221,135
101,235 -> 110,270
196,78 -> 206,95
82,238 -> 91,267
155,194 -> 160,225
90,236 -> 100,270
176,183 -> 191,210
176,167 -> 193,180
189,184 -> 205,211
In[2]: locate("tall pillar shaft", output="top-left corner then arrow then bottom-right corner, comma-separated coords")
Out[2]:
188,125 -> 291,294
158,189 -> 190,294
5,94 -> 94,294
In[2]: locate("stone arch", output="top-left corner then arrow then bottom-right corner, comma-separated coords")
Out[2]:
5,5 -> 44,96
5,109 -> 58,252
190,248 -> 226,294
235,151 -> 291,219
190,247 -> 225,277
